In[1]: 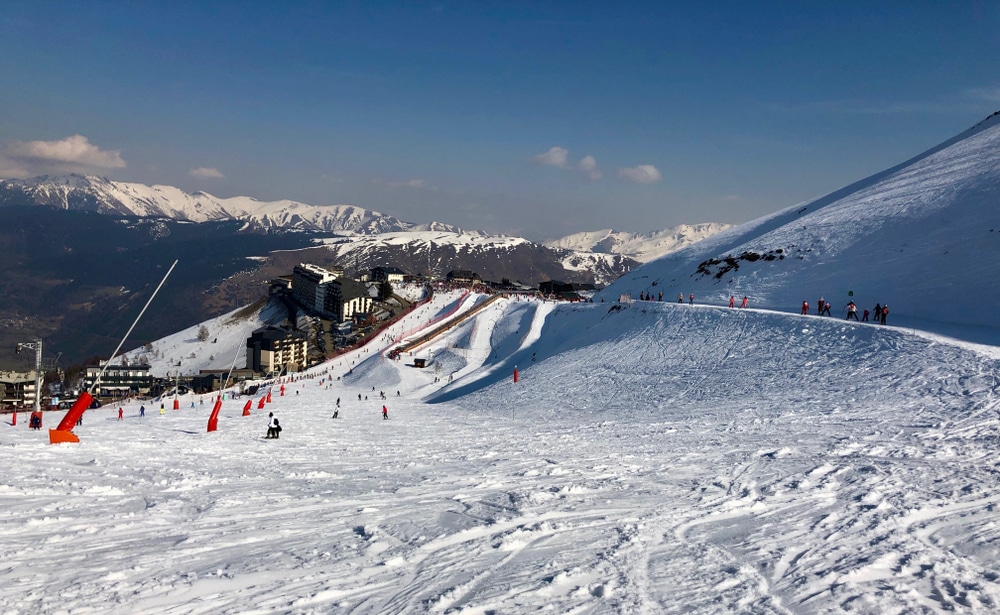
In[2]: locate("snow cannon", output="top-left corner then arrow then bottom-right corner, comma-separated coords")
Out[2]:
207,398 -> 223,432
242,399 -> 252,416
49,391 -> 93,444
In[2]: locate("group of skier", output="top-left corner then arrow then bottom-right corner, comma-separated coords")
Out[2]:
802,296 -> 889,325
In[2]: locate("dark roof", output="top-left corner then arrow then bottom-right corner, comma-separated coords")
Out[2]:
336,279 -> 371,301
372,266 -> 407,275
447,269 -> 481,280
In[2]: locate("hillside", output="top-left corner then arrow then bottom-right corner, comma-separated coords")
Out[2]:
600,111 -> 1000,345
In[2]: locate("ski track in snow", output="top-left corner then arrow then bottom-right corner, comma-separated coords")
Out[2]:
3,295 -> 1000,614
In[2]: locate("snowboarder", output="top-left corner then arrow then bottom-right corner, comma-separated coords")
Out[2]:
332,409 -> 339,419
880,304 -> 889,325
846,301 -> 859,321
801,301 -> 809,315
382,405 -> 388,420
740,296 -> 748,308
821,302 -> 832,316
266,412 -> 279,438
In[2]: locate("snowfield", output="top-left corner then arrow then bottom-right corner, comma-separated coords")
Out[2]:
4,292 -> 1000,614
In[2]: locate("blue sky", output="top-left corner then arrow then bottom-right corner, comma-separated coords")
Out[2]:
1,2 -> 998,240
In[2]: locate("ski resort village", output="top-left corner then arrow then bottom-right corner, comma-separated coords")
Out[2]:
1,110 -> 1000,613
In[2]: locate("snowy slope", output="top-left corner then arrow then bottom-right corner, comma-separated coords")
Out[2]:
3,294 -> 1000,614
545,222 -> 733,262
600,111 -> 1000,344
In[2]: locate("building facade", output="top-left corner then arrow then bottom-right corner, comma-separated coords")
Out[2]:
370,266 -> 407,283
291,264 -> 340,313
323,279 -> 374,323
0,370 -> 36,406
246,327 -> 309,374
83,362 -> 153,397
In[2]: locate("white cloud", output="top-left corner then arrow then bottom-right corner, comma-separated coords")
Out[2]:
381,178 -> 426,188
189,167 -> 224,179
0,135 -> 126,178
534,147 -> 603,180
577,155 -> 602,180
533,146 -> 569,168
618,164 -> 662,184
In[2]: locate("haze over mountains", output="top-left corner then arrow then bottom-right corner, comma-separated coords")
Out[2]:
0,174 -> 722,262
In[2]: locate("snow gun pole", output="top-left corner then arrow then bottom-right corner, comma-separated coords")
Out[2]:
51,259 -> 179,443
223,336 -> 243,395
208,336 -> 243,433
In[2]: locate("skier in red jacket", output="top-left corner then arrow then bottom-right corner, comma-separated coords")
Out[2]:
801,301 -> 809,315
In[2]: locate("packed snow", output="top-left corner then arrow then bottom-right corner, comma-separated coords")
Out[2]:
4,289 -> 1000,614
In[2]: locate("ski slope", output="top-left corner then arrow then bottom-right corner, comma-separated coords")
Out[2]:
4,295 -> 1000,614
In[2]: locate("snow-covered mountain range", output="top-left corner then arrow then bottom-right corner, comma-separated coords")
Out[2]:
0,175 -> 726,262
543,223 -> 733,262
0,174 -> 467,234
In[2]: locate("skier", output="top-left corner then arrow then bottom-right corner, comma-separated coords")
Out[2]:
336,397 -> 340,408
801,301 -> 809,315
118,407 -> 123,421
689,293 -> 694,305
846,301 -> 859,321
729,296 -> 735,308
740,296 -> 748,308
817,297 -> 824,316
382,405 -> 388,420
880,304 -> 889,325
139,405 -> 145,417
821,302 -> 832,317
332,408 -> 339,419
159,404 -> 165,416
678,293 -> 684,303
862,309 -> 870,322
873,303 -> 881,323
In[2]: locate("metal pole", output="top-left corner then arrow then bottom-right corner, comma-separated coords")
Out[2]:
34,338 -> 42,415
89,259 -> 179,392
222,336 -> 244,395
